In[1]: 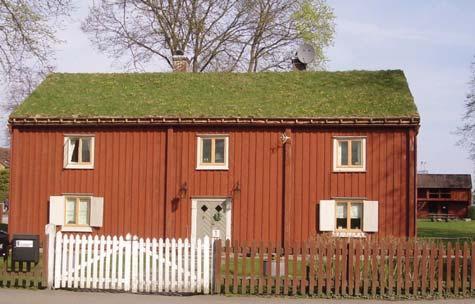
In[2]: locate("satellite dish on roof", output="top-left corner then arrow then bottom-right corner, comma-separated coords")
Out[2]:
296,43 -> 315,64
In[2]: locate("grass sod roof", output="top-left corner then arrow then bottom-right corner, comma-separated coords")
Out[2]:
11,70 -> 419,119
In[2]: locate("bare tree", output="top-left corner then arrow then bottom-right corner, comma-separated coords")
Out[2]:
81,0 -> 335,72
0,0 -> 73,109
82,0 -> 250,72
459,57 -> 475,162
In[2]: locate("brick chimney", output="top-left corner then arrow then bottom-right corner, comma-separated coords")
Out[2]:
172,50 -> 190,72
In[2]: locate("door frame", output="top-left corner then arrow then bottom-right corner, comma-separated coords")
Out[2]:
191,197 -> 232,241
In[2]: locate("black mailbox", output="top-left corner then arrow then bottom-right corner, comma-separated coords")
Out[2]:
0,231 -> 8,258
12,234 -> 39,263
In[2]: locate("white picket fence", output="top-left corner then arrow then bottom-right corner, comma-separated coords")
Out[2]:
49,231 -> 212,294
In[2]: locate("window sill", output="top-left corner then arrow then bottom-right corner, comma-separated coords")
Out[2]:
333,168 -> 366,173
332,231 -> 366,238
196,165 -> 229,171
61,226 -> 93,233
64,164 -> 94,170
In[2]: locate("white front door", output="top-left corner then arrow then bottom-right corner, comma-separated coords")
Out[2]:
191,198 -> 232,241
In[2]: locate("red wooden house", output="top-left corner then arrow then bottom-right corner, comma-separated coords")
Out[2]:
8,67 -> 419,243
417,174 -> 472,219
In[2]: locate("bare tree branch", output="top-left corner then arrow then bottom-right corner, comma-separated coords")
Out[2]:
82,0 -> 335,73
458,57 -> 475,162
0,0 -> 73,110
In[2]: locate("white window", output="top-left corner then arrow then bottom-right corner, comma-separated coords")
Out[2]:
319,199 -> 378,236
65,196 -> 90,226
336,201 -> 363,231
333,137 -> 366,172
49,195 -> 104,232
64,136 -> 95,169
196,135 -> 229,170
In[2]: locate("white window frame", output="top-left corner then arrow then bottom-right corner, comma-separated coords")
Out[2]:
335,200 -> 363,232
196,135 -> 229,170
333,136 -> 366,172
319,199 -> 378,237
64,135 -> 95,169
191,197 -> 232,241
64,195 -> 91,227
50,195 -> 104,233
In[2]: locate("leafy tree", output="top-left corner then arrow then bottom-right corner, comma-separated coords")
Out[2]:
0,0 -> 73,109
81,0 -> 335,72
0,169 -> 8,203
459,57 -> 475,161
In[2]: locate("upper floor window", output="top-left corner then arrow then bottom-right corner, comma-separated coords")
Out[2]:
333,137 -> 366,172
196,135 -> 229,170
428,189 -> 451,199
417,188 -> 427,198
64,136 -> 95,169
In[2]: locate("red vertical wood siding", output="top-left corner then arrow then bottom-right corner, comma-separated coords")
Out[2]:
9,125 -> 417,242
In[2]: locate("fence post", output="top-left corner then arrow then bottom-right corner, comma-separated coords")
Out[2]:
213,239 -> 222,294
44,224 -> 56,289
53,231 -> 63,289
203,236 -> 210,294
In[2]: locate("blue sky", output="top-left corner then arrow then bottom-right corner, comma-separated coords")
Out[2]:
2,0 -> 475,175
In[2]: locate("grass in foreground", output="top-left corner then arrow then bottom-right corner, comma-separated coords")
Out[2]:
417,219 -> 475,240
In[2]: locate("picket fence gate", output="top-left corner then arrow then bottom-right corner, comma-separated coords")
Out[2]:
48,230 -> 212,294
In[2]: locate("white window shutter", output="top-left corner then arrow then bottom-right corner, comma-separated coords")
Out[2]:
90,197 -> 104,227
319,200 -> 336,231
49,196 -> 65,225
363,200 -> 379,232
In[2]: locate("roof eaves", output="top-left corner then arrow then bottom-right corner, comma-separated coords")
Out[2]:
9,116 -> 420,127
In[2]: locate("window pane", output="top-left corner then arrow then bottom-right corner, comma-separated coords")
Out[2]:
201,139 -> 212,163
69,139 -> 79,163
350,203 -> 363,229
440,190 -> 450,199
336,203 -> 347,229
215,139 -> 225,163
339,141 -> 348,166
81,138 -> 91,163
78,198 -> 90,225
351,140 -> 362,165
65,198 -> 76,225
350,218 -> 362,230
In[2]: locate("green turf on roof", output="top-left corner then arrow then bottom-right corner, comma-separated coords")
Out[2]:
11,70 -> 418,118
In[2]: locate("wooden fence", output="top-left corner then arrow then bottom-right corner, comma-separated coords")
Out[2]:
52,232 -> 212,294
214,239 -> 475,297
0,256 -> 43,288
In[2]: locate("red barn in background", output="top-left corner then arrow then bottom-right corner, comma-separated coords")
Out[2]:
417,174 -> 472,219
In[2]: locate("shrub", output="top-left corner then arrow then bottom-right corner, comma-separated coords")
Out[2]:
469,205 -> 475,220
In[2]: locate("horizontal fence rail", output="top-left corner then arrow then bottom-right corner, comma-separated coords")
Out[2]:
52,232 -> 212,294
214,238 -> 475,297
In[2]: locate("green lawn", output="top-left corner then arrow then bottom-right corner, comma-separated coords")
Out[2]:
417,219 -> 475,240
